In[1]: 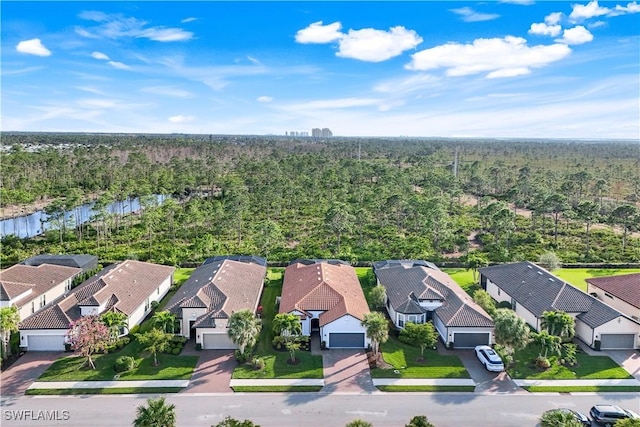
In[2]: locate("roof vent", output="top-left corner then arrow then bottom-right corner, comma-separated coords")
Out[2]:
537,271 -> 543,275
527,265 -> 532,269
548,278 -> 554,282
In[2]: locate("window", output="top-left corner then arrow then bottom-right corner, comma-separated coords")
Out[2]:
157,287 -> 160,295
39,295 -> 46,309
511,299 -> 517,310
398,314 -> 405,328
408,315 -> 417,323
31,301 -> 35,314
604,293 -> 614,299
144,297 -> 150,312
386,298 -> 391,309
497,289 -> 501,296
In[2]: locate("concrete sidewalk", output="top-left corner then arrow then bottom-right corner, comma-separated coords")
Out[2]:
372,378 -> 475,386
28,380 -> 189,390
230,379 -> 324,387
513,378 -> 640,387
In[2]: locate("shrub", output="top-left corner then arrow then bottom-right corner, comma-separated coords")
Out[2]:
235,348 -> 251,363
114,356 -> 135,373
171,347 -> 181,355
272,336 -> 286,347
560,343 -> 578,366
252,357 -> 265,371
535,356 -> 551,369
195,343 -> 202,351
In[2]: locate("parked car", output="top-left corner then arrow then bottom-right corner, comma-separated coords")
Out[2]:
474,345 -> 504,372
590,404 -> 640,427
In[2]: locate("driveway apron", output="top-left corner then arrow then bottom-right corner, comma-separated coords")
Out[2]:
605,349 -> 640,381
182,350 -> 236,393
321,349 -> 377,393
1,352 -> 63,396
456,349 -> 526,394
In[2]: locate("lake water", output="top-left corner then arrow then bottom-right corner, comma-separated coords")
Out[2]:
0,195 -> 167,239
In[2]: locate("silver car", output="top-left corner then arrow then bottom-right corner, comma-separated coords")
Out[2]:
474,345 -> 505,372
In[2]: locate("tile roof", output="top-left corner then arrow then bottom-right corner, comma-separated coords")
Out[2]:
586,273 -> 640,309
22,254 -> 98,271
203,255 -> 267,267
280,260 -> 370,326
0,263 -> 82,304
165,256 -> 266,328
374,261 -> 493,328
19,260 -> 175,330
478,261 -> 638,328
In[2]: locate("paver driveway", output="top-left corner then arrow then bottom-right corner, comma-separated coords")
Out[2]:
1,352 -> 64,396
182,350 -> 236,393
321,349 -> 377,394
457,349 -> 525,394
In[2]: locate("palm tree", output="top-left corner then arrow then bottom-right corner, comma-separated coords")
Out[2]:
345,420 -> 373,427
539,409 -> 582,427
272,313 -> 302,339
136,329 -> 172,366
493,308 -> 531,364
228,309 -> 262,359
153,311 -> 177,334
406,415 -> 436,427
541,310 -> 575,342
361,312 -> 388,356
100,310 -> 128,342
133,396 -> 176,427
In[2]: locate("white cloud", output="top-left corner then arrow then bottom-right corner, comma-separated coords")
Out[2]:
545,12 -> 564,25
257,96 -> 273,102
75,86 -> 105,95
138,28 -> 192,42
91,51 -> 110,60
16,38 -> 51,57
337,26 -> 423,62
295,21 -> 343,44
499,0 -> 534,5
76,11 -> 193,42
449,7 -> 500,22
140,86 -> 193,97
556,26 -> 594,45
529,23 -> 562,37
168,114 -> 194,123
108,61 -> 131,70
569,1 -> 610,21
247,56 -> 261,65
614,2 -> 640,13
487,67 -> 531,78
181,17 -> 197,23
406,36 -> 572,78
296,22 -> 422,62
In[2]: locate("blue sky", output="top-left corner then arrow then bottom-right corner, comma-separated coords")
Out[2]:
2,1 -> 639,139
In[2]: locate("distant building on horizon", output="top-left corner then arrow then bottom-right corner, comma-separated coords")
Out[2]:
312,128 -> 333,138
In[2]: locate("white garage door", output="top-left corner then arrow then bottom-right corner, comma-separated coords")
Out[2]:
600,334 -> 635,349
202,333 -> 236,350
27,335 -> 65,351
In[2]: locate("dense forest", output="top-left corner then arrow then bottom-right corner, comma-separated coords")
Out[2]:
1,132 -> 639,267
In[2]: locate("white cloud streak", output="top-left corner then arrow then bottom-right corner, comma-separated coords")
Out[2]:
295,21 -> 343,43
449,7 -> 500,22
76,11 -> 193,42
16,39 -> 51,56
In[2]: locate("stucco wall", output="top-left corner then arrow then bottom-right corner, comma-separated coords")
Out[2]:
587,284 -> 640,321
321,315 -> 370,348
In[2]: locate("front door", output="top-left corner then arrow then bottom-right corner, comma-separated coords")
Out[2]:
189,321 -> 196,339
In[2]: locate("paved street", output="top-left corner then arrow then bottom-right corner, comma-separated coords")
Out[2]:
2,391 -> 639,426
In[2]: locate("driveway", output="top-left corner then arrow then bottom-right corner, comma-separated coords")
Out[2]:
456,349 -> 526,394
320,349 -> 377,394
604,349 -> 640,381
0,351 -> 63,396
182,350 -> 236,393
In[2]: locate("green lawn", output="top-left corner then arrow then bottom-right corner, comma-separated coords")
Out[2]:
377,385 -> 475,392
38,339 -> 197,382
232,269 -> 324,380
554,268 -> 640,292
371,336 -> 470,379
26,387 -> 184,395
508,343 -> 632,380
173,267 -> 195,286
443,268 -> 479,296
231,386 -> 322,392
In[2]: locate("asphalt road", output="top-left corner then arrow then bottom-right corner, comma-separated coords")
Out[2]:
2,392 -> 639,427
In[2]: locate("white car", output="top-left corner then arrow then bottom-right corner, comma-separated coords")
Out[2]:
474,345 -> 505,372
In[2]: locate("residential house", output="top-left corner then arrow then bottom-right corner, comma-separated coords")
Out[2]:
279,259 -> 370,349
165,255 -> 266,350
1,263 -> 82,321
18,260 -> 175,351
479,262 -> 640,350
586,273 -> 640,322
22,254 -> 99,273
374,260 -> 495,349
